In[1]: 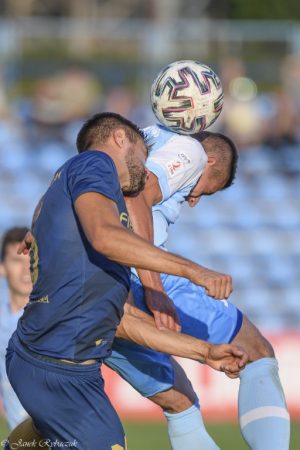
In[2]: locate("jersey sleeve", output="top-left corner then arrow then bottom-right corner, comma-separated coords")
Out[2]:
67,152 -> 120,203
146,135 -> 208,201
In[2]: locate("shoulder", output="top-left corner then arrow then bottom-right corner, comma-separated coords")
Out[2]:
69,150 -> 115,167
173,134 -> 208,169
143,124 -> 177,153
67,151 -> 116,176
147,129 -> 207,171
144,125 -> 206,164
65,151 -> 121,202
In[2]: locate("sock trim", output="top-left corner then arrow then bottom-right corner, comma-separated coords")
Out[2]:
240,406 -> 290,429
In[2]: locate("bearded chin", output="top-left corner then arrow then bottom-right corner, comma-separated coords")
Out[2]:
122,172 -> 146,196
123,149 -> 147,195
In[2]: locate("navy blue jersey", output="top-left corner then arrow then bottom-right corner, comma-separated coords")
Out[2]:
17,151 -> 131,362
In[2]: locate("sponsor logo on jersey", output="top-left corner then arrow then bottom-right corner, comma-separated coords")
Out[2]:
50,170 -> 63,186
31,295 -> 49,304
166,158 -> 182,177
119,212 -> 133,230
178,153 -> 191,164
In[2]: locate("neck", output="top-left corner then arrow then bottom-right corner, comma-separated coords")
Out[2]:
9,292 -> 28,314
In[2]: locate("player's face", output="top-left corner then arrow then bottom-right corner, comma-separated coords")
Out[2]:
186,171 -> 225,207
122,138 -> 149,196
0,242 -> 32,298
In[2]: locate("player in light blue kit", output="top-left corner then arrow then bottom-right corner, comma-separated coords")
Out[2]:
0,228 -> 29,431
105,125 -> 290,450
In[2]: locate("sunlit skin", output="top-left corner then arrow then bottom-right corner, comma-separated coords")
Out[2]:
186,156 -> 227,207
123,143 -> 149,195
0,242 -> 31,314
108,130 -> 149,195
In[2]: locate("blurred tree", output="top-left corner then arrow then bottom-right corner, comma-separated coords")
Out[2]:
228,0 -> 300,20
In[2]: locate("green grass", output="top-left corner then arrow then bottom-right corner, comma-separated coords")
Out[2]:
1,418 -> 300,449
124,422 -> 300,450
0,420 -> 8,448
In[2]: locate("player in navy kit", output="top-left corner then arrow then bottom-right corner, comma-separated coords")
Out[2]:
5,113 -> 248,450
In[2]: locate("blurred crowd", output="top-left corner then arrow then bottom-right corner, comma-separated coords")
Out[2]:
0,54 -> 300,332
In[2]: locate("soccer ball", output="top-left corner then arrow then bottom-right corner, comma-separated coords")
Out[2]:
150,60 -> 224,135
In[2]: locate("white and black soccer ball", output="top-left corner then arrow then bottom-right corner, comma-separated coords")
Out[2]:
150,60 -> 224,135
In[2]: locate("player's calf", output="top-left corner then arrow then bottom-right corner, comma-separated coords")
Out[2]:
148,357 -> 196,414
148,358 -> 220,450
233,315 -> 289,449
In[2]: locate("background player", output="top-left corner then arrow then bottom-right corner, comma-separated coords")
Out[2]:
5,113 -> 246,450
0,227 -> 30,431
104,125 -> 290,450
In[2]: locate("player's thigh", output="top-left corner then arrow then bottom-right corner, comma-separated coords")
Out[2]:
148,357 -> 196,414
105,337 -> 175,397
7,338 -> 126,450
231,315 -> 275,362
161,273 -> 243,344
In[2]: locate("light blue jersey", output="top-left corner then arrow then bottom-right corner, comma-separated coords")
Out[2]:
0,299 -> 28,430
105,125 -> 242,398
144,125 -> 207,248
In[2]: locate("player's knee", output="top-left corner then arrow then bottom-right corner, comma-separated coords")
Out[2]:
233,315 -> 275,361
148,387 -> 196,414
254,334 -> 275,359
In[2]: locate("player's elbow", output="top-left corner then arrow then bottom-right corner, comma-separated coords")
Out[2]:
91,236 -> 111,256
90,227 -> 119,258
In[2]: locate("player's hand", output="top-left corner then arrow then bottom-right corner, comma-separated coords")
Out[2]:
144,287 -> 181,333
17,231 -> 33,255
205,343 -> 249,379
189,266 -> 233,300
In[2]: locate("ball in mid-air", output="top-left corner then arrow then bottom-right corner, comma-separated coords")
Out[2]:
150,60 -> 224,135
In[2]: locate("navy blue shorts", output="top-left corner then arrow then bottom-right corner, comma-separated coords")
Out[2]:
6,332 -> 127,450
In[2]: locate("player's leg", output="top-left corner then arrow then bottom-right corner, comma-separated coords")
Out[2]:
6,333 -> 127,450
149,358 -> 220,450
106,274 -> 220,450
231,316 -> 290,450
0,375 -> 28,431
157,274 -> 289,450
106,343 -> 220,450
4,417 -> 45,450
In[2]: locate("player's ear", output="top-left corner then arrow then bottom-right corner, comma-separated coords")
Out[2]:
113,129 -> 126,148
188,196 -> 201,207
206,155 -> 216,166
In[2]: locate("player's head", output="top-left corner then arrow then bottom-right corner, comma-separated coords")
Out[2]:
0,227 -> 32,300
76,112 -> 151,195
185,131 -> 238,207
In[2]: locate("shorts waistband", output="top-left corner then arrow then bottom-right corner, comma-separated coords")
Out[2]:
11,332 -> 102,375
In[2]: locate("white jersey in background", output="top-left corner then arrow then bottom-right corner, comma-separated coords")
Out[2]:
0,298 -> 28,430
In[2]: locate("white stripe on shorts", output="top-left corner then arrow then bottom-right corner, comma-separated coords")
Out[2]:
240,406 -> 290,429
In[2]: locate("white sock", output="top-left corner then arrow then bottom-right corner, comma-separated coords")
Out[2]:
163,398 -> 220,450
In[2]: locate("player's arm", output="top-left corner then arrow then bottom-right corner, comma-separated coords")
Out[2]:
117,301 -> 248,379
125,173 -> 181,332
74,191 -> 232,299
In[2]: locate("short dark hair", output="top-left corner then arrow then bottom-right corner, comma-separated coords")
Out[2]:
76,112 -> 150,154
1,227 -> 29,261
192,131 -> 238,190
